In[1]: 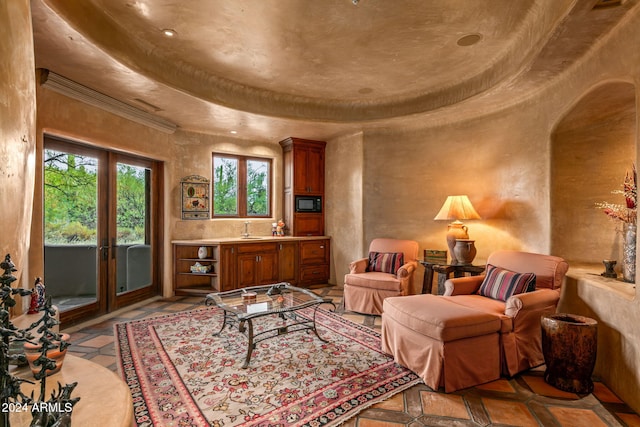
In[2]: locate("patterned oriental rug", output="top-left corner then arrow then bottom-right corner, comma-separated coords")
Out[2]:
115,305 -> 421,427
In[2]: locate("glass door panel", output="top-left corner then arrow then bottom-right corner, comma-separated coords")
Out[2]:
115,161 -> 152,296
44,146 -> 102,317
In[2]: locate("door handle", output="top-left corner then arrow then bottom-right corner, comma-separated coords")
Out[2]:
100,239 -> 109,261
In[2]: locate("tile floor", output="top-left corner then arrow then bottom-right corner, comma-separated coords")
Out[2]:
62,286 -> 640,427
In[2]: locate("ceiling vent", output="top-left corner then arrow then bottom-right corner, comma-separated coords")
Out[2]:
593,0 -> 624,9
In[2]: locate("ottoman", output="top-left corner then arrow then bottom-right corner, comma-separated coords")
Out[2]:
381,294 -> 502,392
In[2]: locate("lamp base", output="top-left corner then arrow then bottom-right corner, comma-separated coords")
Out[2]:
446,222 -> 469,263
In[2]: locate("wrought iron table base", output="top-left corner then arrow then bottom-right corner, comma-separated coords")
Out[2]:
212,302 -> 335,368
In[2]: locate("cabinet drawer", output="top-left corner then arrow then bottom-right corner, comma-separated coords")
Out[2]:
299,264 -> 330,285
236,243 -> 277,254
299,240 -> 329,264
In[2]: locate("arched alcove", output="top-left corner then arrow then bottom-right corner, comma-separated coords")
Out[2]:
551,81 -> 637,287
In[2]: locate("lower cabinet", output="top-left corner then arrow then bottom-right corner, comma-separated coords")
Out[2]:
172,238 -> 330,295
278,241 -> 298,285
299,239 -> 330,286
237,243 -> 279,288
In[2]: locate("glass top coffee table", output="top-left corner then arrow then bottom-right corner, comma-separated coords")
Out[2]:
205,282 -> 334,368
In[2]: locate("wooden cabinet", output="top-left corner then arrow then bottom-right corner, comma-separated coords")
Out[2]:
292,142 -> 325,194
173,244 -> 219,294
277,241 -> 298,285
299,239 -> 330,286
218,244 -> 237,291
173,238 -> 330,295
279,137 -> 326,236
236,243 -> 279,288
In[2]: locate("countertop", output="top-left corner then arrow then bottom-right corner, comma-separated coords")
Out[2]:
172,235 -> 330,244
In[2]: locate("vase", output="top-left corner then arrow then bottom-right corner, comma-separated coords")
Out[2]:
23,333 -> 70,377
453,239 -> 477,265
445,223 -> 469,263
622,223 -> 636,283
197,246 -> 208,259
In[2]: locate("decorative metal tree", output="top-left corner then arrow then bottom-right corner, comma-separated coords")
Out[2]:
0,254 -> 79,427
0,254 -> 34,427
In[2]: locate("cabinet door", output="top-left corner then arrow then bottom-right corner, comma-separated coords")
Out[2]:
237,254 -> 258,288
293,147 -> 311,194
305,145 -> 324,194
256,251 -> 279,285
219,245 -> 236,291
294,214 -> 324,236
278,241 -> 298,284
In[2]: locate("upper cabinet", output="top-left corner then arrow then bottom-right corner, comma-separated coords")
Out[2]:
279,137 -> 326,236
292,141 -> 325,194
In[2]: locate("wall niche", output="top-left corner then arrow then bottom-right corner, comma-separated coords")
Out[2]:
551,81 -> 637,287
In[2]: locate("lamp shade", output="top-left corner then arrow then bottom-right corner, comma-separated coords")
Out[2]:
434,195 -> 481,221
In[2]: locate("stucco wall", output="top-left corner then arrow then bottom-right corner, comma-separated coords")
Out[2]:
0,0 -> 36,299
9,0 -> 640,415
325,132 -> 365,285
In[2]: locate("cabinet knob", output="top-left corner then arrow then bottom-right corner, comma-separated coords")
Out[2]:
319,245 -> 324,249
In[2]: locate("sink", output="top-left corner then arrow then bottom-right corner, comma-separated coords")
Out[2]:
240,236 -> 265,240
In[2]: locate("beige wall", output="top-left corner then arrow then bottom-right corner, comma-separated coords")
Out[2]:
325,132 -> 365,285
2,0 -> 639,415
0,0 -> 36,299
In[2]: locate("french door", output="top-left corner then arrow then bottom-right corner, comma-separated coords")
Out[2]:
43,136 -> 161,325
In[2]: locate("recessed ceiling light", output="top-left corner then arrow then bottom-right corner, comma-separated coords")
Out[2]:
457,34 -> 482,47
161,29 -> 177,37
230,130 -> 238,134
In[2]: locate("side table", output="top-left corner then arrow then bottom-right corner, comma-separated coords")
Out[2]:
418,260 -> 485,295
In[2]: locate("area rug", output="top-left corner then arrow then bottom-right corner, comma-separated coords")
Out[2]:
114,304 -> 421,427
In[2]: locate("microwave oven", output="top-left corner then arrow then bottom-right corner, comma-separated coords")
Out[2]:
295,196 -> 322,213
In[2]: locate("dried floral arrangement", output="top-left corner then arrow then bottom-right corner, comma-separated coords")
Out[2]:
596,164 -> 637,225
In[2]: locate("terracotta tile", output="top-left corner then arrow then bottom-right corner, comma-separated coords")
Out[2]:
521,375 -> 578,399
592,382 -> 624,403
164,303 -> 196,311
420,391 -> 470,419
117,309 -> 146,319
79,335 -> 113,348
357,420 -> 404,427
89,354 -> 117,368
372,392 -> 405,411
482,398 -> 539,427
617,412 -> 640,427
476,378 -> 516,393
548,406 -> 608,427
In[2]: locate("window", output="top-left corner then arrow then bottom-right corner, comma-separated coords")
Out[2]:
213,154 -> 271,217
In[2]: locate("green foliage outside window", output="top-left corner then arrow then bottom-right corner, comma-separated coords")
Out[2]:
213,154 -> 270,217
44,150 -> 148,244
44,150 -> 98,244
213,157 -> 238,215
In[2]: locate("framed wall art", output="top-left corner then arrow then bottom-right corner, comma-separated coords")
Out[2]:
181,175 -> 210,219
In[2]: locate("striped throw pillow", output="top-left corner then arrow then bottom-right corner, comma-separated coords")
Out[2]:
478,264 -> 536,301
367,252 -> 404,274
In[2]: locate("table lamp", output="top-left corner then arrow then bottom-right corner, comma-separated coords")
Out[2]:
434,195 -> 481,264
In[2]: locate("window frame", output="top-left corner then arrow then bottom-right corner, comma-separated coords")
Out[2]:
212,153 -> 272,218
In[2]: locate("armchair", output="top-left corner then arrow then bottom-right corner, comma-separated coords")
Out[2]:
343,238 -> 419,315
381,250 -> 568,392
441,250 -> 569,376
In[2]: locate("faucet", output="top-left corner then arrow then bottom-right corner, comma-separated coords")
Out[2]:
242,221 -> 251,238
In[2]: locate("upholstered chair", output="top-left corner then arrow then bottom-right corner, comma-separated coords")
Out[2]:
381,250 -> 569,392
343,238 -> 419,315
